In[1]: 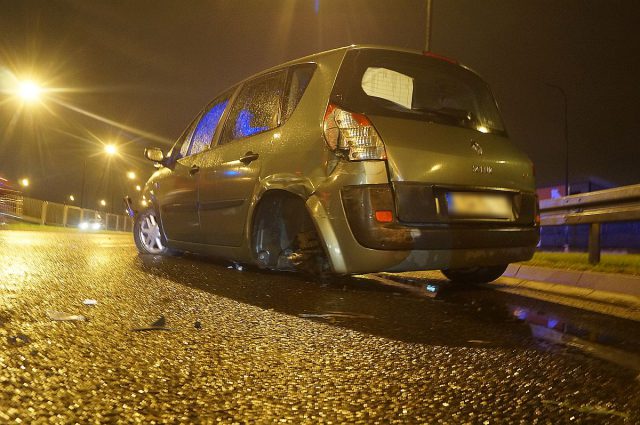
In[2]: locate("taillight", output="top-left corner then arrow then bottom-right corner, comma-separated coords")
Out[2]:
323,104 -> 386,161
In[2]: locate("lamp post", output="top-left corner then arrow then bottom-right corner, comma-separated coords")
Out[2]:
546,83 -> 570,251
545,83 -> 569,197
80,144 -> 118,209
425,0 -> 433,52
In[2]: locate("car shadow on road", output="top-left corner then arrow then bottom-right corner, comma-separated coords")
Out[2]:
134,253 -> 536,349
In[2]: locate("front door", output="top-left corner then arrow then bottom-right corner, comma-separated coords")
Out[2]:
157,154 -> 201,242
198,70 -> 286,246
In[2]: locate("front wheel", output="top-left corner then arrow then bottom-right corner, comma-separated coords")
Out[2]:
441,264 -> 508,284
134,209 -> 177,255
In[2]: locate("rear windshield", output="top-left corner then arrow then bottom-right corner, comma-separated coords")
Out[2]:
331,49 -> 506,135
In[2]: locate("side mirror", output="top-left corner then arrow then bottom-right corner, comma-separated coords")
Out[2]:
144,147 -> 165,163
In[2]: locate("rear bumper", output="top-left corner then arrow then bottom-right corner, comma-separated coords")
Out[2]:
342,184 -> 539,251
307,183 -> 539,274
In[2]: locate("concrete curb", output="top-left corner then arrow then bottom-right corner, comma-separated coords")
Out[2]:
504,264 -> 640,297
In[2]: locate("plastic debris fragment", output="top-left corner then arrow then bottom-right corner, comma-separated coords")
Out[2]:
227,262 -> 243,271
7,334 -> 31,345
131,315 -> 171,331
82,299 -> 98,306
47,310 -> 87,321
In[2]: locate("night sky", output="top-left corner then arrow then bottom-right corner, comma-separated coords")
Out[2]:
1,0 -> 639,207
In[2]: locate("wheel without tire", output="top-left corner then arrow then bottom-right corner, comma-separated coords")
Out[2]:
252,192 -> 329,274
134,209 -> 178,255
441,264 -> 508,284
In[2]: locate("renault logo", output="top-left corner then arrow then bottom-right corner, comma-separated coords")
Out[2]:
471,140 -> 483,155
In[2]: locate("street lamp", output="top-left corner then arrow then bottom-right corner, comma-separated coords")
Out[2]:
135,185 -> 141,191
126,171 -> 136,180
19,178 -> 30,188
69,195 -> 75,202
17,80 -> 42,103
104,144 -> 118,156
100,199 -> 106,207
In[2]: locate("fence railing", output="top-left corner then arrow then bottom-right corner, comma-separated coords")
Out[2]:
0,192 -> 133,232
539,184 -> 640,264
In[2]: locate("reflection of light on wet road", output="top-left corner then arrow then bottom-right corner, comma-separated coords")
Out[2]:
1,262 -> 29,279
0,231 -> 44,246
510,305 -> 640,374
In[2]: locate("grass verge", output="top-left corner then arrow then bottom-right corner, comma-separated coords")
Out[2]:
523,251 -> 640,276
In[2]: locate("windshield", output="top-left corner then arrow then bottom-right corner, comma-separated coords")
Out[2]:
331,49 -> 506,135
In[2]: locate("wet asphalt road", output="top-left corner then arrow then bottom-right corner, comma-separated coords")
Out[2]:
1,230 -> 639,424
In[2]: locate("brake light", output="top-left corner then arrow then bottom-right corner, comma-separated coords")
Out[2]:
323,104 -> 386,161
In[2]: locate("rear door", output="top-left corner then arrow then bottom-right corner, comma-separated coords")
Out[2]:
198,70 -> 287,246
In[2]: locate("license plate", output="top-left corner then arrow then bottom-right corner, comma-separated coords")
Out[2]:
446,192 -> 513,219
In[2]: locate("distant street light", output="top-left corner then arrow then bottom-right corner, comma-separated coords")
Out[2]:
18,80 -> 42,103
19,178 -> 30,188
104,144 -> 118,156
100,199 -> 107,207
135,185 -> 141,191
69,195 -> 75,202
127,171 -> 136,180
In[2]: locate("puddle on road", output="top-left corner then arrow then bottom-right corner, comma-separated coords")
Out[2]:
510,305 -> 640,374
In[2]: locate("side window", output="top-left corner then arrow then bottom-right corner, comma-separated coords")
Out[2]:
176,113 -> 202,160
188,90 -> 234,155
282,64 -> 316,121
219,71 -> 286,145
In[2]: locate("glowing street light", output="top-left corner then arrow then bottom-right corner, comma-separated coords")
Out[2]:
69,195 -> 75,202
135,185 -> 141,191
104,144 -> 118,156
19,178 -> 30,188
18,80 -> 42,103
126,171 -> 136,180
99,199 -> 107,207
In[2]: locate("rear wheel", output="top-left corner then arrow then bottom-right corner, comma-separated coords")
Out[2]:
134,209 -> 178,255
252,192 -> 329,274
441,264 -> 508,284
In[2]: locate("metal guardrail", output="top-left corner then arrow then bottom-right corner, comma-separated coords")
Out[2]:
0,193 -> 133,232
539,183 -> 640,264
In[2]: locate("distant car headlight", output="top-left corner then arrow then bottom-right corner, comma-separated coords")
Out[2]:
79,222 -> 89,230
91,222 -> 101,230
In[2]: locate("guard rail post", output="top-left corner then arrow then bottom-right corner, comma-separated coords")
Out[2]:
588,223 -> 601,264
63,205 -> 69,227
40,201 -> 48,225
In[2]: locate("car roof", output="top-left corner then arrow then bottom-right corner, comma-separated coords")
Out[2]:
237,44 -> 478,88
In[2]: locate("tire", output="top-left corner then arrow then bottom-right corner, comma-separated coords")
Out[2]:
441,264 -> 508,284
133,209 -> 179,255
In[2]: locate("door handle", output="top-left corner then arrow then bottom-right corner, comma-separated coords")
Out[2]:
189,165 -> 200,176
239,151 -> 259,165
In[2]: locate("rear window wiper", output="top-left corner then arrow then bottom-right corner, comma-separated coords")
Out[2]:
411,107 -> 476,123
